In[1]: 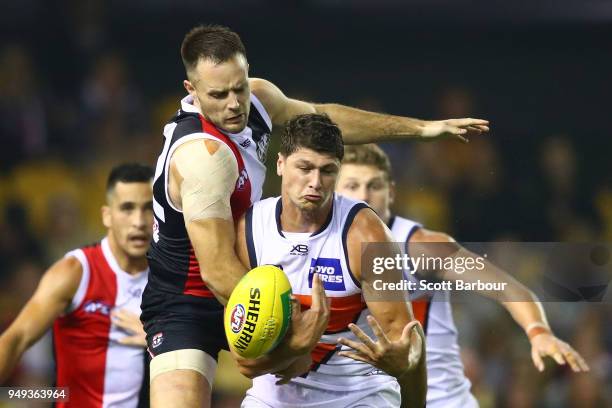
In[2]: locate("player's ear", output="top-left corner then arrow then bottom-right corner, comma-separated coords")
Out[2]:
102,205 -> 112,229
277,153 -> 285,176
184,79 -> 196,97
389,180 -> 396,206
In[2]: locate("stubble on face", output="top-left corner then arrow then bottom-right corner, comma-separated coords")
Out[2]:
189,54 -> 250,133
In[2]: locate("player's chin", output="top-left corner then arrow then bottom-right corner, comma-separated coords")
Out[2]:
126,243 -> 149,258
299,200 -> 322,211
222,118 -> 247,133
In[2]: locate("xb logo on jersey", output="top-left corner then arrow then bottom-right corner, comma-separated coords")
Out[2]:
309,258 -> 345,291
290,244 -> 309,256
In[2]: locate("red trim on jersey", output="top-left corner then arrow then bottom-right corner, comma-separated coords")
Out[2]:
412,297 -> 432,332
311,342 -> 338,366
53,243 -> 117,408
199,115 -> 252,220
179,116 -> 253,298
294,293 -> 366,370
294,293 -> 366,333
183,245 -> 215,298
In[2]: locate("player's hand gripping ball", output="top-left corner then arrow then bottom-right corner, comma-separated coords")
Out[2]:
225,265 -> 292,359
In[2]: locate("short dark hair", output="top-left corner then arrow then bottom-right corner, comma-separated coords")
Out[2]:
106,163 -> 154,194
181,24 -> 247,73
343,144 -> 392,181
281,114 -> 344,161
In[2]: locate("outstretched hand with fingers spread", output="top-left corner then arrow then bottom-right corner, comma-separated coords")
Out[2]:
337,316 -> 424,378
530,333 -> 589,373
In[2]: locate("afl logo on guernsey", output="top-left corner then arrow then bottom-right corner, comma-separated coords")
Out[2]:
230,304 -> 246,334
309,258 -> 345,291
83,300 -> 111,315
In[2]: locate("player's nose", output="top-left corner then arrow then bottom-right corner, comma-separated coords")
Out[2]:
354,186 -> 369,202
132,209 -> 148,228
308,170 -> 323,189
228,94 -> 240,110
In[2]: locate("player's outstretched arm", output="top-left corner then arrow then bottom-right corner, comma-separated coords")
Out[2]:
410,228 -> 589,373
0,257 -> 81,383
170,139 -> 249,305
250,78 -> 489,144
338,208 -> 426,408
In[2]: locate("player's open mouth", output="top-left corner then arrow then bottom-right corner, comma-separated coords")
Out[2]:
129,235 -> 149,245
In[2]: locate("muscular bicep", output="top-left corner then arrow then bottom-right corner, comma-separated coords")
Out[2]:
171,138 -> 238,222
250,78 -> 316,126
7,257 -> 81,347
347,208 -> 413,339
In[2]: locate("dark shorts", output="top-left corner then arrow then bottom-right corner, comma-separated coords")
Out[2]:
142,289 -> 228,359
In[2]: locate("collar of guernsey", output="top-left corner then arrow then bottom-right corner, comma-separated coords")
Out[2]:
180,94 -> 271,204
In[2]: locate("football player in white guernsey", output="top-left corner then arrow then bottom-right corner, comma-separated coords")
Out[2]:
0,164 -> 153,407
146,24 -> 489,408
335,144 -> 590,407
233,114 -> 426,408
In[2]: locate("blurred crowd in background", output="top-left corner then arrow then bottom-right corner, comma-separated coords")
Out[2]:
0,1 -> 611,407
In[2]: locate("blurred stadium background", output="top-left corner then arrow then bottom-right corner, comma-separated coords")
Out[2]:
1,1 -> 611,407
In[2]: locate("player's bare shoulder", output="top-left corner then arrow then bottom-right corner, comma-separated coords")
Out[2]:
37,256 -> 83,303
249,78 -> 283,114
345,207 -> 394,280
348,207 -> 393,243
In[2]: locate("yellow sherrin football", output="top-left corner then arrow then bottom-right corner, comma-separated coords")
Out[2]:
225,265 -> 292,359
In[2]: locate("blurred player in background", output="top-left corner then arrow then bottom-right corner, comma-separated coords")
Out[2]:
335,144 -> 589,407
234,114 -> 426,408
142,23 -> 487,408
0,163 -> 154,408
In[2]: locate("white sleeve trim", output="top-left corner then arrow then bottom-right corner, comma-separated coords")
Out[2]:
64,249 -> 89,313
250,93 -> 273,131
